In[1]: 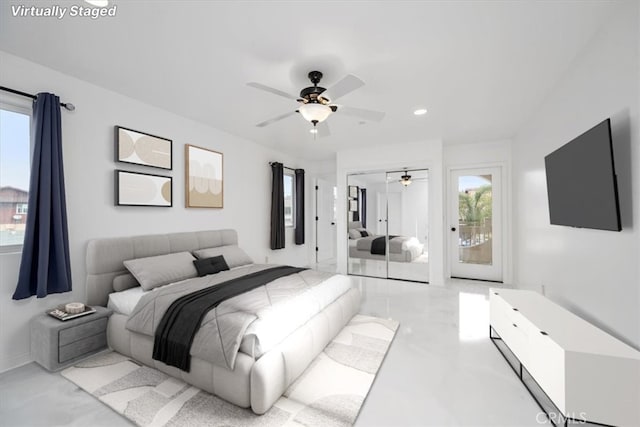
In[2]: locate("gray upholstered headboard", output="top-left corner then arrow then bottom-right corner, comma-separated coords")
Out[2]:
85,229 -> 238,307
348,221 -> 363,230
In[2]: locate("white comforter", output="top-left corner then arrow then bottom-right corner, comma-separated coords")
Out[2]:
110,265 -> 352,370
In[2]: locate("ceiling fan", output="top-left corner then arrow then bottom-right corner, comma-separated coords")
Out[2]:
247,71 -> 385,137
393,168 -> 429,187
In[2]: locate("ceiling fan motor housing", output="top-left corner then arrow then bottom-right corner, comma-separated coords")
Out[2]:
300,85 -> 328,103
299,70 -> 330,104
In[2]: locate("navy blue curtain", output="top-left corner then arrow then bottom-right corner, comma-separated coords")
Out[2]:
294,169 -> 305,245
360,188 -> 367,228
270,162 -> 285,250
13,93 -> 72,300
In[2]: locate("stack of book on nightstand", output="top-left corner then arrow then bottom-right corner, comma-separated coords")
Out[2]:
47,305 -> 96,321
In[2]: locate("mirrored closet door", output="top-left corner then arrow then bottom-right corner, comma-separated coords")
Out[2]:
347,172 -> 388,279
347,169 -> 429,283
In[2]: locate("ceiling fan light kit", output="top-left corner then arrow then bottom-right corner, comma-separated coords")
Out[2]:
248,69 -> 385,137
298,102 -> 332,125
400,173 -> 412,187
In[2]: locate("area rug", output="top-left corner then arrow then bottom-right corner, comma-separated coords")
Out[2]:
61,314 -> 398,427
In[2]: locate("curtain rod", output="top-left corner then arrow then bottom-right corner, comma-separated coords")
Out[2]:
269,162 -> 297,171
0,86 -> 75,111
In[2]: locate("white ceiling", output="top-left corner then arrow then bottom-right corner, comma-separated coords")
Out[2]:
0,1 -> 618,160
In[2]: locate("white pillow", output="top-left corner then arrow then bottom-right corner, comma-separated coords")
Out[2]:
348,229 -> 361,239
108,286 -> 148,316
123,252 -> 197,291
193,245 -> 253,269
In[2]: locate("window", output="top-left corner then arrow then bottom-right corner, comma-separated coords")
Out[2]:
284,171 -> 295,227
0,105 -> 31,248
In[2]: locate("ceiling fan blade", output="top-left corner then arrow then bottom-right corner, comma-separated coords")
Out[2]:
247,82 -> 298,101
338,106 -> 385,122
324,74 -> 364,101
317,121 -> 331,138
255,110 -> 297,127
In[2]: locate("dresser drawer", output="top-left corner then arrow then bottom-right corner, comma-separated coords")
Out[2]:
58,332 -> 107,363
59,317 -> 108,346
493,310 -> 529,366
527,329 -> 566,413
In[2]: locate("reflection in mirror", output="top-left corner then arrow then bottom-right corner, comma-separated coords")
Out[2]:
347,172 -> 388,279
346,169 -> 429,283
386,169 -> 429,282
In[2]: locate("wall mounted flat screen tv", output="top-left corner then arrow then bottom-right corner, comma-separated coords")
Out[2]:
544,118 -> 621,231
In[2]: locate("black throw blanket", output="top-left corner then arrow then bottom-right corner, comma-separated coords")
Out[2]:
153,265 -> 307,371
371,235 -> 399,255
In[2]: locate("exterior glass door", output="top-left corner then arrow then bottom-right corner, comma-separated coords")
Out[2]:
450,167 -> 502,281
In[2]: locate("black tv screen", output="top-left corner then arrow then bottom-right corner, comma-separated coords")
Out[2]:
544,118 -> 621,231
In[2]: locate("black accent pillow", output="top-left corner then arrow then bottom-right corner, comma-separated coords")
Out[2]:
360,230 -> 369,237
193,255 -> 230,277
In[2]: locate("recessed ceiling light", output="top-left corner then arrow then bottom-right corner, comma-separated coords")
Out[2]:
309,129 -> 318,134
84,0 -> 109,7
414,108 -> 428,116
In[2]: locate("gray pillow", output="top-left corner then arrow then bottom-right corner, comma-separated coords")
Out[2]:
348,229 -> 361,239
193,245 -> 253,269
123,252 -> 197,291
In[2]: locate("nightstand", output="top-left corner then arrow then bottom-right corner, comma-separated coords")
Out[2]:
30,306 -> 112,371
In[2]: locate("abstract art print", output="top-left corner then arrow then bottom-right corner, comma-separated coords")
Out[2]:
115,170 -> 172,207
116,126 -> 172,170
185,145 -> 223,208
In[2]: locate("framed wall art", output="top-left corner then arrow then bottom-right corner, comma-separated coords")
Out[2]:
115,170 -> 172,207
185,144 -> 223,208
349,185 -> 359,198
115,126 -> 172,170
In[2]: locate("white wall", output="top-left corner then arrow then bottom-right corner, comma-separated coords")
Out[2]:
0,52 -> 314,372
401,179 -> 429,242
336,140 -> 444,284
512,2 -> 640,348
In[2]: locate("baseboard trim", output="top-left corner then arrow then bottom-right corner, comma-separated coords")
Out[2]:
0,352 -> 32,374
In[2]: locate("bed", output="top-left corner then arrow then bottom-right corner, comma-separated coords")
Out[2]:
85,229 -> 360,414
348,221 -> 424,262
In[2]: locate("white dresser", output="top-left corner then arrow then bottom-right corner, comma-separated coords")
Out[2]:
489,289 -> 640,427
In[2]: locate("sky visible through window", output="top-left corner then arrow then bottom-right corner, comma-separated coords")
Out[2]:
1,109 -> 30,191
458,175 -> 491,192
0,108 -> 31,246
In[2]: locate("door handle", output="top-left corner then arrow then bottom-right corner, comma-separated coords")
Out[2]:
451,227 -> 457,232
330,222 -> 335,225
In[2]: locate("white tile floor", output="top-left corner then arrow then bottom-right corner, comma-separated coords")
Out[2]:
0,276 -> 548,427
348,257 -> 430,283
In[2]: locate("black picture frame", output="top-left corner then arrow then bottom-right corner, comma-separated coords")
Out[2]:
115,126 -> 173,170
115,170 -> 173,207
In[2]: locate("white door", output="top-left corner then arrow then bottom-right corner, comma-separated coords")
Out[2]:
316,179 -> 336,263
449,167 -> 502,281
